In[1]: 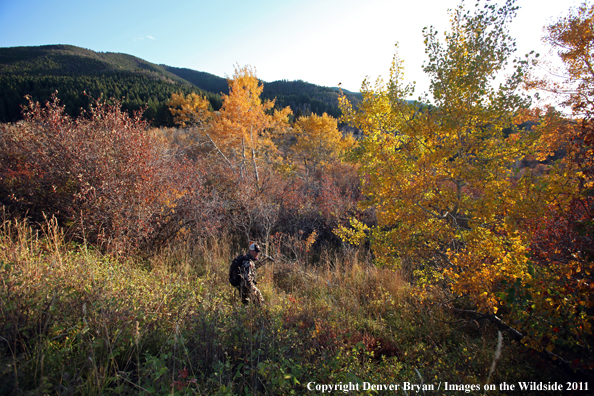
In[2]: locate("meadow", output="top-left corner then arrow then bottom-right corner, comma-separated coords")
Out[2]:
0,214 -> 558,395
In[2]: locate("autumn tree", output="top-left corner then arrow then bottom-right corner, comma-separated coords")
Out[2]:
167,66 -> 295,244
172,66 -> 292,184
338,0 -> 540,309
284,113 -> 356,180
534,1 -> 594,186
168,92 -> 211,127
515,1 -> 594,369
336,0 -> 594,371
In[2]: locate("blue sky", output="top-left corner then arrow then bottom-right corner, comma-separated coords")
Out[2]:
0,0 -> 581,93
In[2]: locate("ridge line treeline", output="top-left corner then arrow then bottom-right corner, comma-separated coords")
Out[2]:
0,45 -> 362,125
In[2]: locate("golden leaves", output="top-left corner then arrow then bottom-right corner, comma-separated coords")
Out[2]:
168,65 -> 292,181
168,92 -> 211,127
334,218 -> 369,247
286,113 -> 356,176
335,0 -> 544,313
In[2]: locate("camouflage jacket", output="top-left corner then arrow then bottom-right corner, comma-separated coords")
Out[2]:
229,253 -> 258,287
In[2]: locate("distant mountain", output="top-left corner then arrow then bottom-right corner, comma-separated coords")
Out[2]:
0,45 -> 217,124
262,80 -> 357,119
0,44 -> 202,84
162,65 -> 229,95
0,44 -> 361,125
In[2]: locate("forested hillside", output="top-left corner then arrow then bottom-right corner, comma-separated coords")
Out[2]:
0,45 -> 217,124
162,65 -> 230,94
0,45 -> 361,125
262,80 -> 351,119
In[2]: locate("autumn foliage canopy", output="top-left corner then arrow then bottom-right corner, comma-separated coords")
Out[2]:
336,0 -> 593,370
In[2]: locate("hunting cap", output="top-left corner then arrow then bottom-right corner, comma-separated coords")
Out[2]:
249,243 -> 261,252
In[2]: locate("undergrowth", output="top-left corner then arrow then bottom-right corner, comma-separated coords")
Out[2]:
0,218 -> 558,395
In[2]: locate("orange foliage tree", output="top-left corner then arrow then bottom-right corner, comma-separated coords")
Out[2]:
168,66 -> 295,245
170,65 -> 292,185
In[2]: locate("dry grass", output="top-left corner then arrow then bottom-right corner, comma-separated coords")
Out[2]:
0,216 -> 558,395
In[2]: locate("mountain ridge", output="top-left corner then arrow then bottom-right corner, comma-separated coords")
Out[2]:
0,44 -> 361,124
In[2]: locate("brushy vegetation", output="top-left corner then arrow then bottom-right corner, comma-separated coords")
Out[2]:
1,215 -> 559,395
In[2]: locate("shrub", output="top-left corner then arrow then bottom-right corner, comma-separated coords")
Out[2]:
0,94 -> 220,253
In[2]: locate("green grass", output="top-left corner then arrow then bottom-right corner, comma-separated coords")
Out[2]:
0,217 -> 558,395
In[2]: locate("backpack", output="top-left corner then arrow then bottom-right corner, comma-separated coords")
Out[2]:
229,254 -> 247,287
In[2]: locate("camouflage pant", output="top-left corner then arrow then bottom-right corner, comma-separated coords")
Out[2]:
238,262 -> 263,305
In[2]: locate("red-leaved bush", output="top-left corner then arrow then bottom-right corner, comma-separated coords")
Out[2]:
0,94 -> 220,253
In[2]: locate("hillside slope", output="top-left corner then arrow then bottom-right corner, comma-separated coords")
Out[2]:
0,44 -> 360,124
0,45 -> 212,124
0,45 -> 189,84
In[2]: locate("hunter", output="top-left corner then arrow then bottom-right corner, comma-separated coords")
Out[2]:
229,243 -> 264,305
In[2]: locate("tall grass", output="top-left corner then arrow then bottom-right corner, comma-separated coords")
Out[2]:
1,216 -> 557,395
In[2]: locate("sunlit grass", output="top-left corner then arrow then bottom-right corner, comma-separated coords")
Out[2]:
0,216 -> 556,395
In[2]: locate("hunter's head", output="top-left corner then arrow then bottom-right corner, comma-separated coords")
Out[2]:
249,243 -> 261,258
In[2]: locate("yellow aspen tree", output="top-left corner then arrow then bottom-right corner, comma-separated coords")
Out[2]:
209,65 -> 292,184
168,92 -> 211,127
167,92 -> 215,159
168,66 -> 292,183
338,0 -> 540,313
289,113 -> 356,179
